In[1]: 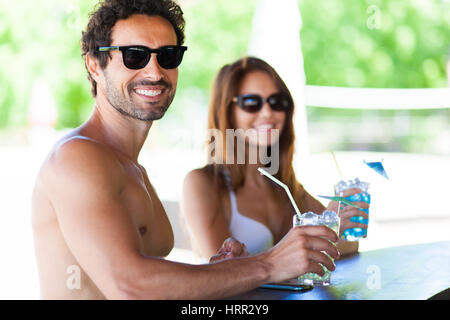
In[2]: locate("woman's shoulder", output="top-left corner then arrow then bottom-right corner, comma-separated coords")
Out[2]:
182,166 -> 228,218
183,165 -> 223,193
185,165 -> 214,182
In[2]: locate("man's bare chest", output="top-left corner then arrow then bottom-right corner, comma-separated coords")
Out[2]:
121,165 -> 173,256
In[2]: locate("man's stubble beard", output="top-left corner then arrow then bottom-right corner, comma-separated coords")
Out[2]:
104,71 -> 175,122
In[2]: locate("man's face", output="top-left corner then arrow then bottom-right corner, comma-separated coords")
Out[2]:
97,14 -> 179,121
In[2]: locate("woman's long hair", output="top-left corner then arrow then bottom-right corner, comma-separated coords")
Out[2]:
206,57 -> 306,211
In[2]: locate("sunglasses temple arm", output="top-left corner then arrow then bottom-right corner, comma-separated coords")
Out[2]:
98,46 -> 120,52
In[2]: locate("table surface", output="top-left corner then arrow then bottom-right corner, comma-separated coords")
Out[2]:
229,241 -> 450,300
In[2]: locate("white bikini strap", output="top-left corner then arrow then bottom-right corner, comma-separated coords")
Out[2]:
222,170 -> 239,214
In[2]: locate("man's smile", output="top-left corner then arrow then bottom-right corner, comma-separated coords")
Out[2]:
133,87 -> 166,100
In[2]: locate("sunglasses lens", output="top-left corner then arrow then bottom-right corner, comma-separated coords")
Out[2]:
237,93 -> 290,113
158,46 -> 186,69
123,47 -> 150,69
268,94 -> 290,111
239,95 -> 263,113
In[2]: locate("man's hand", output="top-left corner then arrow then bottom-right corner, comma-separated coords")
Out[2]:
326,188 -> 370,237
263,226 -> 340,284
210,238 -> 249,263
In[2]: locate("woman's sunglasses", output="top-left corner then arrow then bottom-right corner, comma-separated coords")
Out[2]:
98,45 -> 188,70
233,93 -> 291,113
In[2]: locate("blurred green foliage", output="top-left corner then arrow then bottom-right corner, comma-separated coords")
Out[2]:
298,0 -> 449,154
0,0 -> 448,133
0,0 -> 97,129
299,0 -> 449,88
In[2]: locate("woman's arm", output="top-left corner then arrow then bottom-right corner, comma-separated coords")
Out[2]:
180,169 -> 233,259
335,240 -> 359,256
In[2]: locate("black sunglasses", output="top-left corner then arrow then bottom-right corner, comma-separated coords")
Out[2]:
98,45 -> 188,70
233,93 -> 291,113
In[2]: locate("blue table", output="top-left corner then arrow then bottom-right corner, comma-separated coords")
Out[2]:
229,241 -> 450,300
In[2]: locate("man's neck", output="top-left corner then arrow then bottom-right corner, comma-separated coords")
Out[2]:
82,94 -> 153,163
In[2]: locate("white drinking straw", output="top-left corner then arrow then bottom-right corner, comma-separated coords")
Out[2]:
258,168 -> 301,216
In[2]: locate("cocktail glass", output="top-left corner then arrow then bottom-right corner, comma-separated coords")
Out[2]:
293,211 -> 340,286
334,178 -> 370,241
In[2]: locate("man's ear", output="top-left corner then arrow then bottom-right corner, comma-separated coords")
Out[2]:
86,54 -> 102,83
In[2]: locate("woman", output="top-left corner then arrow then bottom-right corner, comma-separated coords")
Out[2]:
181,57 -> 369,260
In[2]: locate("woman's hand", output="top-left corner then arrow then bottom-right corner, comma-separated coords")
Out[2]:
209,237 -> 249,263
326,188 -> 370,238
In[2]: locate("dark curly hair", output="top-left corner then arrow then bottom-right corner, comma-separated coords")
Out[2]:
81,0 -> 185,97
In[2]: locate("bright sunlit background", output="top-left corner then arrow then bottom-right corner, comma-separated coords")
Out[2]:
0,0 -> 449,299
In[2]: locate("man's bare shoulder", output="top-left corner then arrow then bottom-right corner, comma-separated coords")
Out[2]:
39,135 -> 126,192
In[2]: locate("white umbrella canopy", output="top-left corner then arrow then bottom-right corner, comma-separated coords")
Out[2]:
248,0 -> 310,172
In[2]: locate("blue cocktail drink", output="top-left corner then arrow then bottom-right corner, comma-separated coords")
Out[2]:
334,178 -> 371,241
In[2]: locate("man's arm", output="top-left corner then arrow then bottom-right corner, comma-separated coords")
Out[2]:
45,139 -> 339,300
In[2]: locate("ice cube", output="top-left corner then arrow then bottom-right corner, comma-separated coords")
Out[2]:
322,210 -> 340,233
321,210 -> 340,234
322,210 -> 338,224
350,178 -> 369,193
301,211 -> 319,226
334,180 -> 348,194
336,178 -> 370,194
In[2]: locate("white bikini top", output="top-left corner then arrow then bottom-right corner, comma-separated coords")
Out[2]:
223,171 -> 274,255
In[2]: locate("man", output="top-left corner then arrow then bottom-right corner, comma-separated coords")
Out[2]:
32,0 -> 339,300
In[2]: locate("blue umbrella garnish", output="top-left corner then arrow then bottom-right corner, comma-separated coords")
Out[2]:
364,160 -> 389,179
